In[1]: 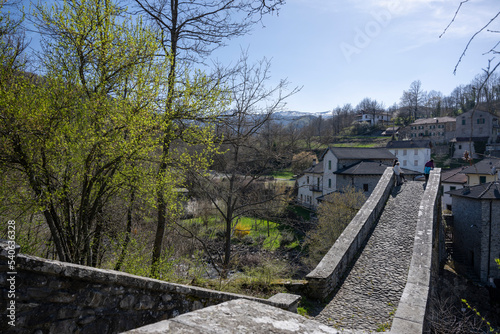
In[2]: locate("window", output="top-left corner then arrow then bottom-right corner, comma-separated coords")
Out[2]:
414,160 -> 418,166
328,179 -> 331,188
403,160 -> 407,166
328,160 -> 332,170
477,118 -> 485,124
394,149 -> 398,155
307,176 -> 309,184
458,145 -> 462,150
363,184 -> 369,192
450,186 -> 456,191
414,149 -> 418,155
403,149 -> 407,155
462,119 -> 466,125
480,176 -> 486,184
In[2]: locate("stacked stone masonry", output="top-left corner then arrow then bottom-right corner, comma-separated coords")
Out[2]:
0,247 -> 298,334
314,180 -> 425,331
0,168 -> 442,334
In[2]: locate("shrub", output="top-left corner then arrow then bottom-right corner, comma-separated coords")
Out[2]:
304,186 -> 366,267
234,222 -> 250,239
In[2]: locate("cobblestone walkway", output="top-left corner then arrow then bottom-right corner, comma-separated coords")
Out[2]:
314,181 -> 424,332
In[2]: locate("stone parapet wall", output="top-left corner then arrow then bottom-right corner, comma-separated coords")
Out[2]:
0,243 -> 299,334
305,167 -> 395,299
391,168 -> 442,334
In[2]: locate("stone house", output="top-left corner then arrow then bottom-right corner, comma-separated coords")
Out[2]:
334,160 -> 419,193
446,181 -> 500,285
297,147 -> 401,209
441,167 -> 468,211
461,158 -> 500,186
453,110 -> 500,159
402,117 -> 456,143
385,139 -> 431,173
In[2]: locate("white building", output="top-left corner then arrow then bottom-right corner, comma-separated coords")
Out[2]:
296,147 -> 399,209
356,112 -> 391,125
385,139 -> 431,173
296,160 -> 324,209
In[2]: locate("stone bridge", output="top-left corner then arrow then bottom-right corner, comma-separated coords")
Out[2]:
307,167 -> 444,333
0,168 -> 443,333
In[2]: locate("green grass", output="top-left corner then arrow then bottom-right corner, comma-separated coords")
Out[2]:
235,217 -> 282,250
270,170 -> 294,179
183,215 -> 284,250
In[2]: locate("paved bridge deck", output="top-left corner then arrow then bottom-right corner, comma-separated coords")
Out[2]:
314,181 -> 425,332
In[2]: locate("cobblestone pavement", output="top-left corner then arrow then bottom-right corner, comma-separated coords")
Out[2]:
314,181 -> 425,332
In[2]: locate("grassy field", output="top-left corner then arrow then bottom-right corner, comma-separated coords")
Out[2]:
270,170 -> 294,179
182,215 -> 298,251
299,135 -> 392,150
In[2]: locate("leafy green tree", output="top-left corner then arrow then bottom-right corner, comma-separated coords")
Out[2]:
0,0 -> 26,71
0,0 -> 164,265
305,186 -> 366,267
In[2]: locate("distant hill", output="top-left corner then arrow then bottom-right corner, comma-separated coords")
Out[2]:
271,110 -> 331,128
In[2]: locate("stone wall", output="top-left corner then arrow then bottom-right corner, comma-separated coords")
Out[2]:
0,243 -> 299,334
305,167 -> 395,299
336,174 -> 384,197
391,168 -> 443,334
452,196 -> 482,271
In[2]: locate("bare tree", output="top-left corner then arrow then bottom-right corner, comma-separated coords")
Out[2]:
399,80 -> 426,124
332,103 -> 355,135
189,54 -> 299,274
426,90 -> 443,117
356,97 -> 385,126
440,0 -> 500,76
131,0 -> 286,274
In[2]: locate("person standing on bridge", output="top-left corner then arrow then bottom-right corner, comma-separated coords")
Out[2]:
393,161 -> 402,186
424,159 -> 434,183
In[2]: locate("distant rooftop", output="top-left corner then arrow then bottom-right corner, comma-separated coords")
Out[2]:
461,158 -> 500,175
303,161 -> 324,174
447,181 -> 500,200
410,117 -> 456,125
441,167 -> 467,184
386,139 -> 431,149
326,147 -> 395,160
335,161 -> 419,176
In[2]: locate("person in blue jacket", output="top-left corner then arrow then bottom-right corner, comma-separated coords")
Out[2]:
424,159 -> 434,182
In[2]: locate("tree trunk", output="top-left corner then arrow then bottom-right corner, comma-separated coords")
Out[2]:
115,190 -> 135,271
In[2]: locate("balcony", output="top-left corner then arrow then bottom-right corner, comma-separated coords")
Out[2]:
309,185 -> 323,192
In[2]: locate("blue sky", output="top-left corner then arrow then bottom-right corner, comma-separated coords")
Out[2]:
209,0 -> 500,113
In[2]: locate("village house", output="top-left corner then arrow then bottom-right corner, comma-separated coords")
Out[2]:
356,111 -> 391,125
381,126 -> 399,136
460,158 -> 500,186
296,147 -> 417,209
401,116 -> 456,143
453,109 -> 500,159
441,167 -> 468,211
296,159 -> 323,209
385,139 -> 431,173
446,181 -> 500,285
